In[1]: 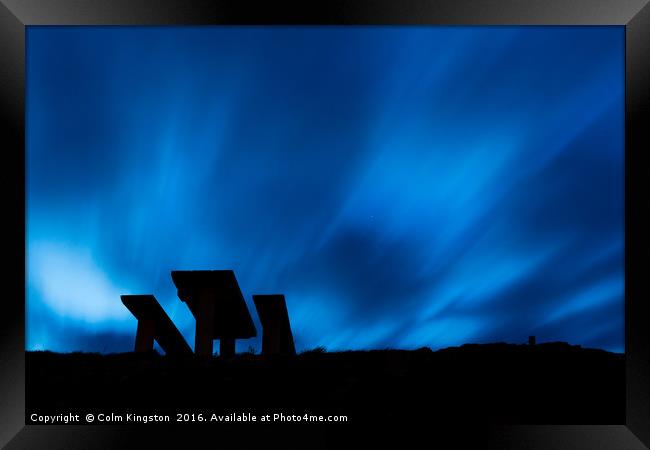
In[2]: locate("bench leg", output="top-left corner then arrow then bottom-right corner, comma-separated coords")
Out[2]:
220,338 -> 235,358
194,294 -> 215,358
134,318 -> 156,352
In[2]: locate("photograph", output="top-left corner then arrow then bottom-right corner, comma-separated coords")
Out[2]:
1,1 -> 649,448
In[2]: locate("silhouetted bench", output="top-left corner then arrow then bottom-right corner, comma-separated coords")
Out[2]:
171,270 -> 256,358
121,295 -> 193,356
253,294 -> 296,355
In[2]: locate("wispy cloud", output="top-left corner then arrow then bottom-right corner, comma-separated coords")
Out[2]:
26,26 -> 624,353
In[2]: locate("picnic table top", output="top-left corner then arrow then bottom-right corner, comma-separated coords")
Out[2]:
171,270 -> 256,339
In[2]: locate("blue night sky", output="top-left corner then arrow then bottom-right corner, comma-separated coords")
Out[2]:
26,26 -> 624,354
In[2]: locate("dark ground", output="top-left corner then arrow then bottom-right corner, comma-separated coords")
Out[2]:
26,342 -> 624,425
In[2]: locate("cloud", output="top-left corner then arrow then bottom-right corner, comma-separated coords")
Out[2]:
26,26 -> 624,353
28,241 -> 131,323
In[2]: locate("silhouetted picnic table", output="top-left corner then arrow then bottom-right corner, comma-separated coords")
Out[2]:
171,270 -> 256,357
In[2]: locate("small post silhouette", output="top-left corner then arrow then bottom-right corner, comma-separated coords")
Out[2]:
121,295 -> 193,356
528,335 -> 536,345
253,294 -> 296,355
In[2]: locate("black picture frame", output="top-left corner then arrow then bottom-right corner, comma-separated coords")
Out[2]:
1,0 -> 648,447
